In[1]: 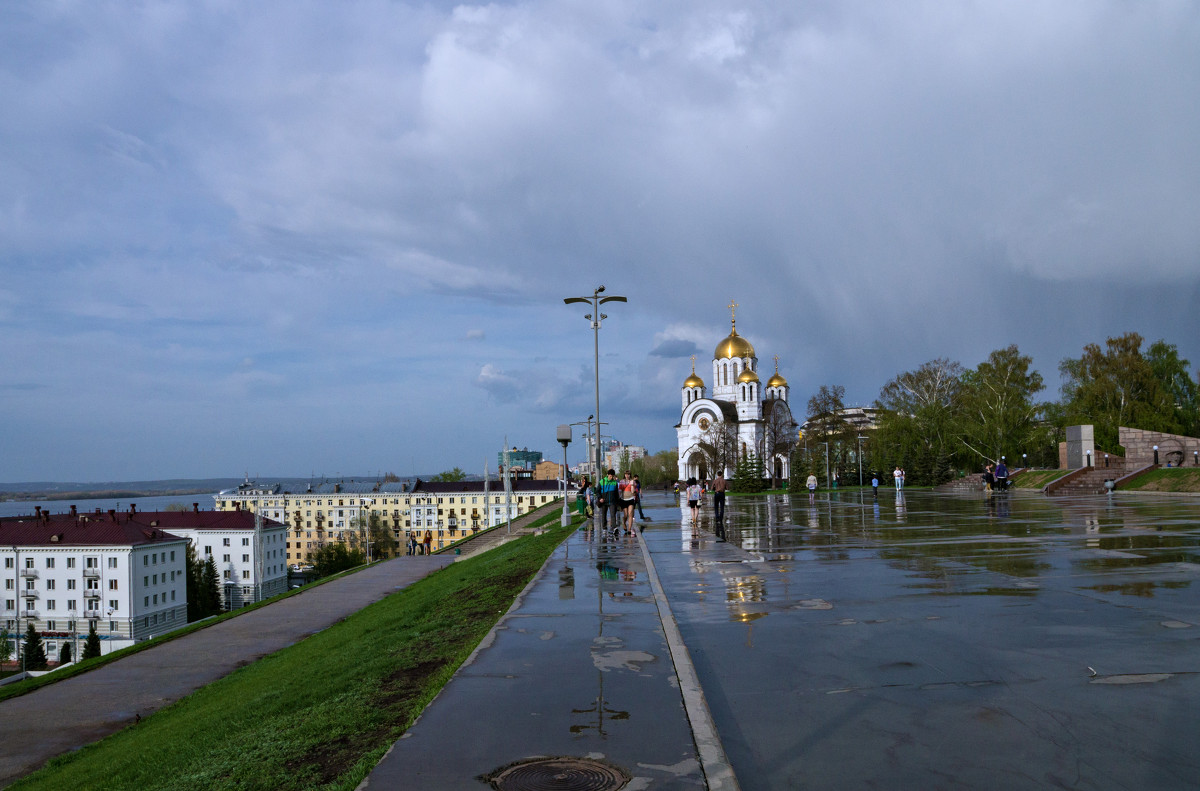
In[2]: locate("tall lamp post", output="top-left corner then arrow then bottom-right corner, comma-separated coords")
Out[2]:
564,286 -> 627,484
558,425 -> 572,527
819,442 -> 830,487
856,436 -> 866,487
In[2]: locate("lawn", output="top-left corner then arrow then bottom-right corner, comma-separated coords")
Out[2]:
1013,469 -> 1074,489
12,512 -> 578,791
1119,467 -> 1200,493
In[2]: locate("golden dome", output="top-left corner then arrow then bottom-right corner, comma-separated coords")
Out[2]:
714,330 -> 756,360
737,368 -> 760,384
766,355 -> 787,388
683,356 -> 705,389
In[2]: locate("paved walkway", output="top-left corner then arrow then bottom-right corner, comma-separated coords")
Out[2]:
0,554 -> 452,788
363,515 -> 735,789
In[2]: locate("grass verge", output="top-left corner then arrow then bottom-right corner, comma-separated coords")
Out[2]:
1013,469 -> 1074,489
12,512 -> 578,791
1119,467 -> 1200,492
0,557 -> 370,705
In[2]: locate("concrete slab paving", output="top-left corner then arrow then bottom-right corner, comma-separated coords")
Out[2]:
363,522 -> 709,789
648,489 -> 1200,791
0,554 -> 452,788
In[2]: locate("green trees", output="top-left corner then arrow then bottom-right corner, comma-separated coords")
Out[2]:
312,543 -> 365,578
23,623 -> 48,670
627,449 -> 679,486
874,359 -> 963,485
0,628 -> 11,667
730,451 -> 766,493
1059,333 -> 1181,450
806,384 -> 851,485
200,556 -> 223,616
59,642 -> 72,665
958,345 -> 1047,466
82,621 -> 102,660
368,513 -> 398,559
432,468 -> 467,482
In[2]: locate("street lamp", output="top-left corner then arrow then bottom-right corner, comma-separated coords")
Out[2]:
856,436 -> 866,487
819,442 -> 830,487
1153,445 -> 1159,465
1022,453 -> 1027,470
558,425 -> 572,527
564,286 -> 627,485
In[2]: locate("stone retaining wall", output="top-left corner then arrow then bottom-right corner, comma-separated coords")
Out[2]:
1119,427 -> 1200,468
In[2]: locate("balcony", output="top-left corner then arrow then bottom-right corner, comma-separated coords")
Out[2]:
84,590 -> 101,599
19,568 -> 38,579
22,609 -> 38,618
22,590 -> 39,600
83,568 -> 101,578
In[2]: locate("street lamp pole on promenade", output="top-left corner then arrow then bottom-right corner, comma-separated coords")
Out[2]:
857,435 -> 866,487
564,287 -> 627,486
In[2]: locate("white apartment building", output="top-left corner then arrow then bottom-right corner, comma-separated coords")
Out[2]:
142,506 -> 288,609
1,506 -> 189,658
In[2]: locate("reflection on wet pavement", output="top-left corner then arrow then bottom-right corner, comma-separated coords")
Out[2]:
643,489 -> 1200,790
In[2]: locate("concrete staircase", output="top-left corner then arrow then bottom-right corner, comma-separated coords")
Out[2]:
1045,461 -> 1128,496
937,469 -> 1027,493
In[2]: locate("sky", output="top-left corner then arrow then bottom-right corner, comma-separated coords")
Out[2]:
2,0 -> 1199,482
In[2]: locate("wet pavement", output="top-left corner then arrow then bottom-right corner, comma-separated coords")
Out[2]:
367,489 -> 1200,790
364,522 -> 710,789
650,489 -> 1200,790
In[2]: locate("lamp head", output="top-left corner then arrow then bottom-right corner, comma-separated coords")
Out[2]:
597,285 -> 606,293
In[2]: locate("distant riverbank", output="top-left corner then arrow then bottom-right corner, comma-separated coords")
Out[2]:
0,493 -> 220,519
1,488 -> 217,502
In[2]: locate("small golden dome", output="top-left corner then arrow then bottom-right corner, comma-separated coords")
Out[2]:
683,355 -> 705,389
767,373 -> 788,388
737,368 -> 760,384
715,330 -> 756,360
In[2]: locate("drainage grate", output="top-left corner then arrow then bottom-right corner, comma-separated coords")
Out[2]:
483,756 -> 631,791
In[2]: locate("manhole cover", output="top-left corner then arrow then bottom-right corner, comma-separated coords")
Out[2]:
483,756 -> 631,790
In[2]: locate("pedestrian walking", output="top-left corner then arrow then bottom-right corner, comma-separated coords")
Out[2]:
633,475 -> 650,521
807,473 -> 818,502
983,464 -> 994,493
994,459 -> 1009,491
575,476 -> 592,518
597,469 -> 619,530
617,471 -> 638,531
422,529 -> 433,555
685,476 -> 703,523
712,473 -> 727,520
894,466 -> 902,491
871,476 -> 879,498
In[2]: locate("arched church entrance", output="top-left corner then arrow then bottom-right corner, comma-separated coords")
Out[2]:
688,452 -> 709,482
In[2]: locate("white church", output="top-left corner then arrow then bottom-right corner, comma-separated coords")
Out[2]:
676,304 -> 798,482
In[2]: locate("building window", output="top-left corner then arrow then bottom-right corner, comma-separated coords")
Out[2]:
144,597 -> 149,607
170,551 -> 175,562
223,538 -> 230,546
46,620 -> 56,630
109,579 -> 118,590
223,555 -> 230,563
47,599 -> 56,610
46,558 -> 55,569
110,621 -> 117,631
47,579 -> 56,590
109,600 -> 118,610
67,558 -> 75,569
3,558 -> 11,569
144,556 -> 149,566
67,579 -> 76,590
242,554 -> 249,563
242,538 -> 249,546
242,570 -> 250,579
107,557 -> 118,569
204,546 -> 212,556
67,599 -> 76,610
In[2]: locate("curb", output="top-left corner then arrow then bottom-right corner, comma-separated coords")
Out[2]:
636,525 -> 741,791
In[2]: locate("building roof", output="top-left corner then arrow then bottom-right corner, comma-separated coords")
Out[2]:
0,508 -> 282,547
411,478 -> 562,494
220,480 -> 415,497
0,515 -> 186,548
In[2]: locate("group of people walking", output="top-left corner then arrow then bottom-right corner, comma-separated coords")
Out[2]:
405,530 -> 434,555
575,469 -> 649,533
982,459 -> 1009,492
